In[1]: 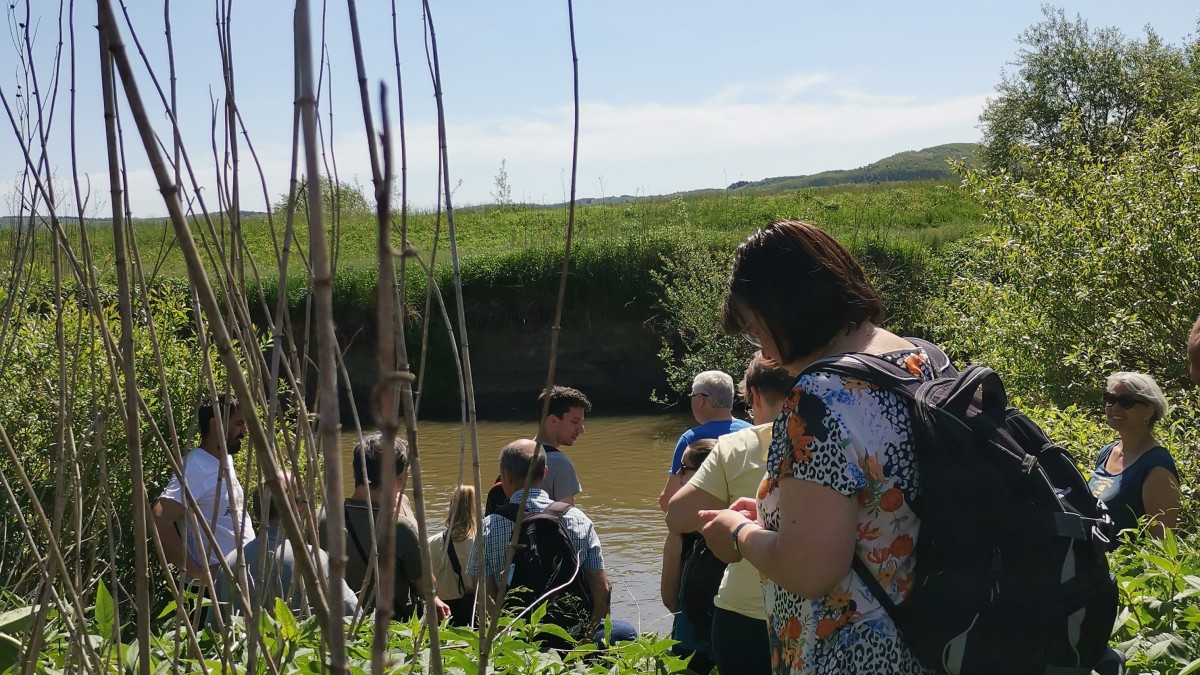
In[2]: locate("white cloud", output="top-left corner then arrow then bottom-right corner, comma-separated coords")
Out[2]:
4,75 -> 988,217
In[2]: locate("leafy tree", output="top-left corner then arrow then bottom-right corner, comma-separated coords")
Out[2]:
273,175 -> 373,221
979,6 -> 1196,175
491,159 -> 513,207
936,99 -> 1200,402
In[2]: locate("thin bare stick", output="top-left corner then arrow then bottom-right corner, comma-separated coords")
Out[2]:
292,0 -> 347,668
98,26 -> 152,675
95,0 -> 335,637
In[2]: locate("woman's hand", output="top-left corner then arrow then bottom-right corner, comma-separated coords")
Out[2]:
727,497 -> 759,521
698,508 -> 752,564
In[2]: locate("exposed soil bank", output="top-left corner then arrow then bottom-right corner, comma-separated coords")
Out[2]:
336,316 -> 671,422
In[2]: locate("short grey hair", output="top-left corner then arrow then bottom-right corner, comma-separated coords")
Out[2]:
691,370 -> 735,409
499,439 -> 546,482
1107,371 -> 1170,424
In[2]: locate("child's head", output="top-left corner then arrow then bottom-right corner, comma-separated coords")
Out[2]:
677,438 -> 717,481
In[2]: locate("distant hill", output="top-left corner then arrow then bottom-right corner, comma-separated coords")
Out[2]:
726,143 -> 978,193
0,211 -> 268,228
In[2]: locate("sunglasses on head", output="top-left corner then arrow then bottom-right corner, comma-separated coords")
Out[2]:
1102,392 -> 1142,409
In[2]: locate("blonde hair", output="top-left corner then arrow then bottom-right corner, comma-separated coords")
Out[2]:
443,484 -> 478,543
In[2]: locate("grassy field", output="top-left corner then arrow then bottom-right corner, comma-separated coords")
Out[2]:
10,180 -> 985,286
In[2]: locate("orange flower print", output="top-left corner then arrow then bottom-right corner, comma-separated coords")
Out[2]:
786,413 -> 814,464
879,487 -> 904,512
904,352 -> 927,377
877,563 -> 898,591
782,387 -> 802,414
857,488 -> 872,507
757,477 -> 774,501
857,521 -> 880,541
860,455 -> 885,482
866,545 -> 891,565
844,378 -> 874,395
825,585 -> 852,611
895,570 -> 914,597
779,616 -> 803,641
816,616 -> 842,640
890,534 -> 914,557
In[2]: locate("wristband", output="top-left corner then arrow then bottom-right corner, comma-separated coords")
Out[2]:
731,521 -> 753,555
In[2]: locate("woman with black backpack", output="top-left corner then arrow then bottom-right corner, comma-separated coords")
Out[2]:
698,220 -> 934,674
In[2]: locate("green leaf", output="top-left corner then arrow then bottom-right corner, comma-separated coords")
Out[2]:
529,602 -> 546,627
122,640 -> 140,672
274,598 -> 298,642
0,632 -> 23,673
95,580 -> 114,642
535,622 -> 575,644
1179,655 -> 1200,675
0,605 -> 37,635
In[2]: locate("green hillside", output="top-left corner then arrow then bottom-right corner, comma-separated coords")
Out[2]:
726,142 -> 978,193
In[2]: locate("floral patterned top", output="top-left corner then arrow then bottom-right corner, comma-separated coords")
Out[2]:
756,349 -> 934,674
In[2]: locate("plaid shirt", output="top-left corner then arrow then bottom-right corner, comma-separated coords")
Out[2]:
467,488 -> 604,586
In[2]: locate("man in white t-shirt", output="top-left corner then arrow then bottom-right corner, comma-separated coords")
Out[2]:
152,395 -> 255,582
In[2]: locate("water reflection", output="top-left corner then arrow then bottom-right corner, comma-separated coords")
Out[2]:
338,413 -> 697,634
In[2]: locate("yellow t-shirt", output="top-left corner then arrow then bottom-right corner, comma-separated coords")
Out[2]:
689,423 -> 771,621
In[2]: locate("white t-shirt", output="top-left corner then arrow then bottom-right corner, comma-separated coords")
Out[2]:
160,448 -> 254,571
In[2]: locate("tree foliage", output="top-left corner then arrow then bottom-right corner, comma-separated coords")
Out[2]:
936,98 -> 1200,402
979,6 -> 1198,175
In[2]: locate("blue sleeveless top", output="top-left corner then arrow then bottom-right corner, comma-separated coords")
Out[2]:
1088,442 -> 1179,533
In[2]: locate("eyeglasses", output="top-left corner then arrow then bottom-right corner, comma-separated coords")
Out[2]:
689,392 -> 708,399
1102,392 -> 1143,409
742,331 -> 762,348
675,464 -> 699,476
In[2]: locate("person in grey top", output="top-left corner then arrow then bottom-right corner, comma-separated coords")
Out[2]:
534,386 -> 591,504
218,471 -> 358,617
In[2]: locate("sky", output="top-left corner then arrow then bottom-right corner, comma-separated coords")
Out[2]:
1,1 -> 1197,218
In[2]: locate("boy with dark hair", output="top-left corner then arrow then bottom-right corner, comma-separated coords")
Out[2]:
319,432 -> 450,621
536,386 -> 591,505
486,386 -> 593,514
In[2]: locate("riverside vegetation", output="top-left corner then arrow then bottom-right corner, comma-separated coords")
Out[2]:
6,7 -> 1200,673
6,141 -> 1200,670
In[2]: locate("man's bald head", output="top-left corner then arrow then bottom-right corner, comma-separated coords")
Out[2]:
498,439 -> 547,496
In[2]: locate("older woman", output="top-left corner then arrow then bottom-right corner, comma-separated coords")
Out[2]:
699,220 -> 933,674
1088,372 -> 1180,538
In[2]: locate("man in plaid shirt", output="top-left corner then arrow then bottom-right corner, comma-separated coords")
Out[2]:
467,438 -> 612,632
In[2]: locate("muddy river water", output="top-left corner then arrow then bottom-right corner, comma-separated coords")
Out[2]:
338,413 -> 707,635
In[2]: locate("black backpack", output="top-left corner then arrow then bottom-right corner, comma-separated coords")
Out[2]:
495,501 -> 593,645
676,532 -> 726,642
806,340 -> 1121,675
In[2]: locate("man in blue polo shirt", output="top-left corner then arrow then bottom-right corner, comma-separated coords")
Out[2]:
658,370 -> 751,511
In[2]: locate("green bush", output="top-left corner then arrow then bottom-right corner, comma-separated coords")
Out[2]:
0,279 -> 228,608
931,103 -> 1200,402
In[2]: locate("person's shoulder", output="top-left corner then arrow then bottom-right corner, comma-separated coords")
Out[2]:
558,502 -> 596,528
1145,445 -> 1179,470
728,418 -> 752,431
717,423 -> 768,450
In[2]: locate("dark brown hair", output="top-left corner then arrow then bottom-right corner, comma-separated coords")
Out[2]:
722,220 -> 883,363
739,352 -> 796,405
538,385 -> 592,419
678,438 -> 718,474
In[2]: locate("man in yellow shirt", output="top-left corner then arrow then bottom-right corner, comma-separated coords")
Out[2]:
665,354 -> 794,675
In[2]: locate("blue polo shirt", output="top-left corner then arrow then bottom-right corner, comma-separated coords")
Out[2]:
669,418 -> 752,474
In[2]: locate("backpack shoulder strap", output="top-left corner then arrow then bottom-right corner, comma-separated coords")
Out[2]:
343,504 -> 371,564
852,554 -> 899,616
442,530 -> 468,594
494,502 -> 519,522
543,501 -> 573,520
